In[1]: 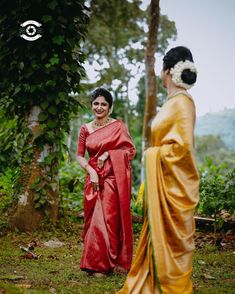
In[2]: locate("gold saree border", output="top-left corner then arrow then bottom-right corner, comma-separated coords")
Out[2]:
144,152 -> 163,294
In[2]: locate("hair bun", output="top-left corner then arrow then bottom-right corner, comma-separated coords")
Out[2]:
181,69 -> 197,85
170,60 -> 197,89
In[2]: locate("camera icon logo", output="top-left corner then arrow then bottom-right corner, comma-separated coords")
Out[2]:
20,20 -> 42,41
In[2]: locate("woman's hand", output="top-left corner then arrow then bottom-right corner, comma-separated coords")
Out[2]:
97,151 -> 109,168
87,167 -> 99,191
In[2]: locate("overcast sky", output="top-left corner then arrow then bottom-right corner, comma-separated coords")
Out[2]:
141,0 -> 235,116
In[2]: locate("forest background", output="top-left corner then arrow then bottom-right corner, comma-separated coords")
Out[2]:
0,0 -> 234,237
0,1 -> 234,293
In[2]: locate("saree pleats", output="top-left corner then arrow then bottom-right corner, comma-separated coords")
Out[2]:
118,205 -> 160,294
118,94 -> 199,293
110,150 -> 133,270
81,175 -> 120,272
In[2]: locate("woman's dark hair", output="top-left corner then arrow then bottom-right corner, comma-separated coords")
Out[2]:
91,87 -> 113,108
163,46 -> 197,85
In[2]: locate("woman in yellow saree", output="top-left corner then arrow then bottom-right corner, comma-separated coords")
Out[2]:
118,46 -> 200,293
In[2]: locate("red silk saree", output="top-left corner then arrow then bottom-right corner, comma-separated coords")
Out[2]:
118,93 -> 199,293
77,120 -> 136,273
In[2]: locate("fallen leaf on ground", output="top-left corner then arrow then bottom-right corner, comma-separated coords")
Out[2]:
197,260 -> 206,265
202,273 -> 216,280
44,239 -> 65,248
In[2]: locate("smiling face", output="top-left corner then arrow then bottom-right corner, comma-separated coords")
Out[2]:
91,95 -> 110,119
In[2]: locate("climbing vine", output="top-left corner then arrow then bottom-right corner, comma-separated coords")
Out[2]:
0,0 -> 89,226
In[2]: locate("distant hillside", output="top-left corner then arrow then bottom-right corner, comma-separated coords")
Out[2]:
195,108 -> 235,150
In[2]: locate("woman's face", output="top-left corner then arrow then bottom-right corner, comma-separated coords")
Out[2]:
92,95 -> 110,119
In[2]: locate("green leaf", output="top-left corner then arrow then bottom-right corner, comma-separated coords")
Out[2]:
58,92 -> 66,100
34,177 -> 41,184
12,86 -> 21,96
42,15 -> 53,23
50,182 -> 58,192
50,54 -> 60,65
34,194 -> 40,201
39,198 -> 46,205
48,105 -> 57,115
40,101 -> 49,110
46,80 -> 56,87
52,35 -> 65,45
48,120 -> 57,129
38,112 -> 48,121
41,188 -> 46,195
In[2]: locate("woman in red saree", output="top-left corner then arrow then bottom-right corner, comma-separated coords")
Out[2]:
77,88 -> 136,276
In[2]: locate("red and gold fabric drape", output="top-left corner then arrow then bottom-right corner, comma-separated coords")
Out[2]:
77,120 -> 136,273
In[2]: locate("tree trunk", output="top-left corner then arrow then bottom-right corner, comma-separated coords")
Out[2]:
11,106 -> 59,231
142,0 -> 160,150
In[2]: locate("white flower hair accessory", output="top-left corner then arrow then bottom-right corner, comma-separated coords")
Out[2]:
170,60 -> 197,89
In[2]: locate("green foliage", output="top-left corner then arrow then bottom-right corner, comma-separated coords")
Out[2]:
85,0 -> 176,66
130,135 -> 142,188
223,168 -> 235,210
198,158 -> 235,231
82,0 -> 176,115
0,1 -> 89,121
59,161 -> 86,212
0,167 -> 19,232
0,111 -> 24,173
0,1 -> 89,140
81,0 -> 148,123
131,192 -> 143,216
0,1 -> 89,212
85,0 -> 146,64
0,167 -> 19,211
30,176 -> 48,209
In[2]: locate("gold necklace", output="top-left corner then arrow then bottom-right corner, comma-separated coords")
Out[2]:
93,117 -> 111,127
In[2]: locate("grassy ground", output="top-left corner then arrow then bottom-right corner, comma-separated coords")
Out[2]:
0,224 -> 234,294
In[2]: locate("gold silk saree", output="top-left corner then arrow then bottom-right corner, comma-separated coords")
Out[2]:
118,93 -> 199,294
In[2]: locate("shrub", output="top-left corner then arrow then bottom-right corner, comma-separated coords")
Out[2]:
59,161 -> 86,214
198,157 -> 235,232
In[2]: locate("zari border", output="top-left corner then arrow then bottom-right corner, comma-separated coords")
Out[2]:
144,153 -> 163,294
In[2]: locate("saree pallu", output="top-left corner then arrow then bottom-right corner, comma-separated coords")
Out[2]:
78,121 -> 136,273
118,94 -> 199,294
